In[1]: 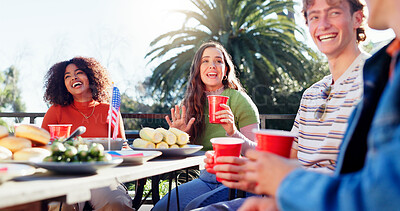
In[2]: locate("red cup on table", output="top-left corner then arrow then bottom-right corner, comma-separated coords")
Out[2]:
254,129 -> 295,158
210,137 -> 244,182
48,124 -> 72,141
208,95 -> 229,124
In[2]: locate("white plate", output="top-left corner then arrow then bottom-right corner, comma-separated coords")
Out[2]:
0,160 -> 35,165
130,144 -> 203,156
0,163 -> 36,184
107,150 -> 162,165
33,158 -> 123,174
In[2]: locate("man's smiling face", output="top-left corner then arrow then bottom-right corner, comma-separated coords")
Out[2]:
306,0 -> 361,58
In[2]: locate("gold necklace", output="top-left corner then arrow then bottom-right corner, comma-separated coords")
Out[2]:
72,104 -> 96,119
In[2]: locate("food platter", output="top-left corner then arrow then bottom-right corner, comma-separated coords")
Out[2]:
130,144 -> 203,156
107,150 -> 162,165
0,163 -> 36,184
32,158 -> 123,174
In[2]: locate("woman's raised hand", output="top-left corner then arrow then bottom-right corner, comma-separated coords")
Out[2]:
165,105 -> 195,133
215,104 -> 237,136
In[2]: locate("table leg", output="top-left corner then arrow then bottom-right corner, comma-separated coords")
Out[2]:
132,178 -> 146,210
175,171 -> 180,211
151,175 -> 160,204
167,172 -> 173,211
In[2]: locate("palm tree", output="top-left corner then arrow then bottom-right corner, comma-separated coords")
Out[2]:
145,0 -> 326,123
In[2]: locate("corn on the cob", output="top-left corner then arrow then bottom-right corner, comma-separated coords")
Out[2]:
156,141 -> 169,149
180,144 -> 189,148
139,127 -> 163,143
169,144 -> 179,148
132,138 -> 155,148
155,128 -> 177,145
169,128 -> 190,145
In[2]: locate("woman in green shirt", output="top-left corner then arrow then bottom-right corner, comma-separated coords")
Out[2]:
153,41 -> 260,211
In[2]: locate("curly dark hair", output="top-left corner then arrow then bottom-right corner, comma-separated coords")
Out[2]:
43,56 -> 112,106
302,0 -> 366,43
183,41 -> 243,144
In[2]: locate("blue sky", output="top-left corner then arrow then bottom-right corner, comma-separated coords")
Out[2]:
0,0 -> 395,114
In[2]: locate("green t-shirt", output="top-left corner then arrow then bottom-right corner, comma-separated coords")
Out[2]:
197,89 -> 260,151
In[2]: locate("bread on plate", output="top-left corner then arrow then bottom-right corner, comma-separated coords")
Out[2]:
0,136 -> 32,153
15,124 -> 50,146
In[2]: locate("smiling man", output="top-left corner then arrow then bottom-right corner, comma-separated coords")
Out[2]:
234,0 -> 400,209
288,0 -> 371,174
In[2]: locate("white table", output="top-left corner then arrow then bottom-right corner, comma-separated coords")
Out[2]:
0,151 -> 205,209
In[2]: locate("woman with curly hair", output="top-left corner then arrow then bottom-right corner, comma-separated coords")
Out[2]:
42,57 -> 132,211
42,56 -> 125,139
153,41 -> 260,211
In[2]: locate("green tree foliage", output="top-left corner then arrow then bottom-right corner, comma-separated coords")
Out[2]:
145,0 -> 328,130
0,66 -> 26,126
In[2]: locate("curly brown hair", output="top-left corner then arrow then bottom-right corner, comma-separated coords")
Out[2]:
183,41 -> 243,144
302,0 -> 366,43
43,56 -> 112,106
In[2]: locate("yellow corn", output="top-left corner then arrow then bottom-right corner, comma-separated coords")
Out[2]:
168,128 -> 190,145
132,138 -> 155,148
156,141 -> 169,149
180,144 -> 190,148
169,144 -> 179,148
155,128 -> 177,145
139,127 -> 163,143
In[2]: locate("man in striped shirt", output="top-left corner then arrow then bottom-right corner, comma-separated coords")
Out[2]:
196,0 -> 370,210
291,0 -> 370,174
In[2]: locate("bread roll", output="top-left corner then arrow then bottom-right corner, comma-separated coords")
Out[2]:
14,147 -> 51,162
0,136 -> 32,153
0,125 -> 8,139
0,146 -> 12,160
15,124 -> 50,145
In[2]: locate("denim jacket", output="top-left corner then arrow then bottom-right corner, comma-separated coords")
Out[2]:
277,41 -> 400,211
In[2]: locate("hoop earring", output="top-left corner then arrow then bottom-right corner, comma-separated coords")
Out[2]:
222,75 -> 228,85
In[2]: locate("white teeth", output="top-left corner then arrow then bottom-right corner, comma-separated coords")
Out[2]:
72,82 -> 82,88
319,34 -> 336,41
207,73 -> 217,77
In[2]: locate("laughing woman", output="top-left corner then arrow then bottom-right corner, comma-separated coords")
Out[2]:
152,41 -> 260,211
42,57 -> 132,210
42,56 -> 125,139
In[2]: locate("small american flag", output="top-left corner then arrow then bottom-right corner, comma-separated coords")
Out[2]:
110,86 -> 121,139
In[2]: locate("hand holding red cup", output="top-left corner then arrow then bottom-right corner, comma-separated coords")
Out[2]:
208,95 -> 229,124
254,129 -> 295,158
210,137 -> 244,182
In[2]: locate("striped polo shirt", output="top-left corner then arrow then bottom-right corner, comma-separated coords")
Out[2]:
291,52 -> 369,174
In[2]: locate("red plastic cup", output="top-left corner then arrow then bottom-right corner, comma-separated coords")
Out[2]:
208,95 -> 229,124
48,124 -> 72,141
210,137 -> 244,182
254,129 -> 295,158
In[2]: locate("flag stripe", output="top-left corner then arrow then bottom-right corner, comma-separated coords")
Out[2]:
110,86 -> 121,139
